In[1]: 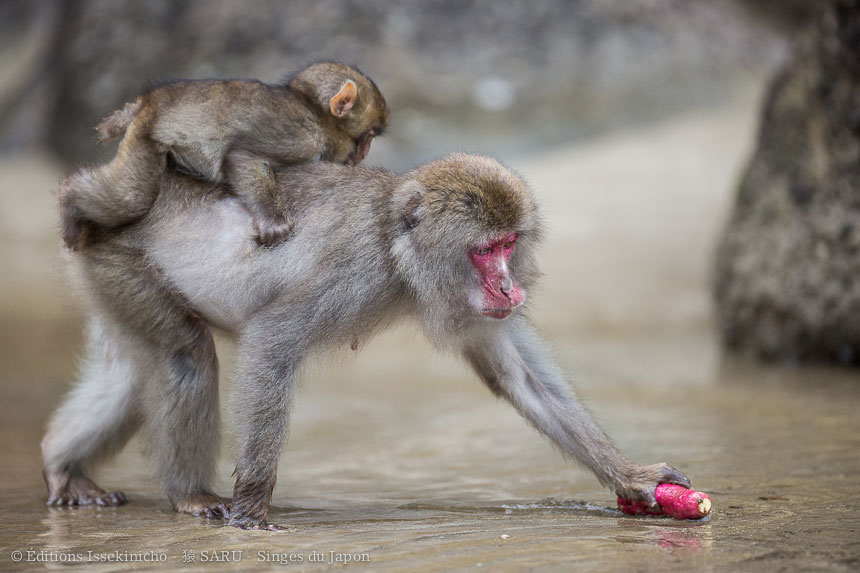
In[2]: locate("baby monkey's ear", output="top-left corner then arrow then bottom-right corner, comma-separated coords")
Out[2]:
329,80 -> 357,117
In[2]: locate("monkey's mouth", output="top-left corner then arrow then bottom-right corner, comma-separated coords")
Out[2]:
345,131 -> 376,166
482,307 -> 515,319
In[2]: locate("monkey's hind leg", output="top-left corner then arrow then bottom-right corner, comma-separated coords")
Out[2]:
139,318 -> 228,520
81,241 -> 228,519
41,316 -> 143,507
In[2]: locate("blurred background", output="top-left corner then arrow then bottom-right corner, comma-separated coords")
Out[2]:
0,0 -> 803,168
2,1 -> 859,570
0,0 -> 823,380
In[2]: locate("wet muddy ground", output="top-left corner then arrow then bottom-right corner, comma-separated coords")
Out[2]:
1,84 -> 858,571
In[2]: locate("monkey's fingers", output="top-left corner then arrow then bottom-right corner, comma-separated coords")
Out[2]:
254,220 -> 294,248
211,498 -> 232,519
652,463 -> 692,489
46,494 -> 77,506
197,501 -> 229,519
617,495 -> 662,515
616,462 -> 691,509
248,522 -> 289,532
93,491 -> 128,507
174,493 -> 229,519
256,524 -> 288,532
46,492 -> 126,507
614,485 -> 659,511
227,515 -> 288,532
616,462 -> 701,518
640,490 -> 661,513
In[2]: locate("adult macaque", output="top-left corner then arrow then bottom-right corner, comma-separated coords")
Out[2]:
43,153 -> 691,530
59,61 -> 388,250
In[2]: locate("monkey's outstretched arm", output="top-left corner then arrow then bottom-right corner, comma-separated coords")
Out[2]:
463,316 -> 690,509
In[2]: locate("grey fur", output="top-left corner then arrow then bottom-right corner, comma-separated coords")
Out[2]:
44,153 -> 689,529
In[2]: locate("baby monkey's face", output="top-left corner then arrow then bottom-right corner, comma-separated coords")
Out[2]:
343,96 -> 388,166
345,126 -> 382,166
328,79 -> 388,167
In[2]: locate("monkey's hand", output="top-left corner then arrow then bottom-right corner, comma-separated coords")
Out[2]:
614,463 -> 691,512
618,484 -> 712,519
253,217 -> 294,248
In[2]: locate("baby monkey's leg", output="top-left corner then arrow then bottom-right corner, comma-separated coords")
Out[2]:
223,149 -> 294,247
59,121 -> 165,250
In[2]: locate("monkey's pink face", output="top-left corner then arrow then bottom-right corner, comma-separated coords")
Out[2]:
468,232 -> 524,319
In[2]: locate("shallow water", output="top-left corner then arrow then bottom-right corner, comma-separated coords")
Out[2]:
1,86 -> 858,570
2,332 -> 859,571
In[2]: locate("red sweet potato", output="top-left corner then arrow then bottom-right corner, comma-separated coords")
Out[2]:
618,484 -> 711,519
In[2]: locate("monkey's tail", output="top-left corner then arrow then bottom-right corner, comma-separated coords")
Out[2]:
95,99 -> 141,142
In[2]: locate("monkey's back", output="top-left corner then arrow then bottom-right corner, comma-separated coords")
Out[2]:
139,164 -> 406,340
143,80 -> 328,182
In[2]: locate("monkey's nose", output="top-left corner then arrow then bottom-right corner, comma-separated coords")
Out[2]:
500,277 -> 513,295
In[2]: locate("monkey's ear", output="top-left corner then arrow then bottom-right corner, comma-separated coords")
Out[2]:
329,80 -> 357,117
391,180 -> 425,231
404,193 -> 422,229
399,180 -> 425,230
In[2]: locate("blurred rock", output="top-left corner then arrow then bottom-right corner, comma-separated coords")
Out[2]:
714,0 -> 860,365
0,0 -> 794,169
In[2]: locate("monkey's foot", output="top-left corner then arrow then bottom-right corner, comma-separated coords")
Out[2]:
227,513 -> 288,532
614,463 -> 691,512
254,219 -> 293,248
44,471 -> 127,507
229,476 -> 285,530
172,492 -> 230,519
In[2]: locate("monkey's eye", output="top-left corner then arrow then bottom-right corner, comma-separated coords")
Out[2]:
504,241 -> 515,249
473,246 -> 492,256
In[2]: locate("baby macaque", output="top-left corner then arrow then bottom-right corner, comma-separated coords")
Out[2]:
59,61 -> 388,248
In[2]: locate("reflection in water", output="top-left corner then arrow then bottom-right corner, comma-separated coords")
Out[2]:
657,531 -> 704,549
